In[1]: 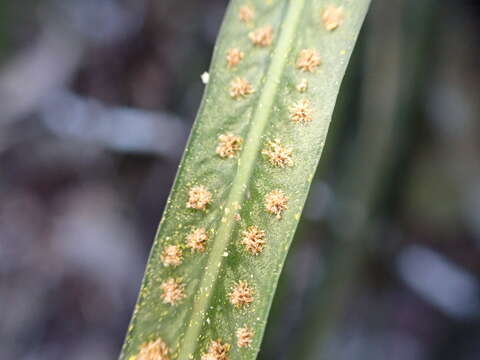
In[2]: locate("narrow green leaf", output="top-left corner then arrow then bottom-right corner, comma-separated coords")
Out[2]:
119,1 -> 370,359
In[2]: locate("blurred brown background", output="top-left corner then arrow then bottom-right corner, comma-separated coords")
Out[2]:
1,1 -> 479,359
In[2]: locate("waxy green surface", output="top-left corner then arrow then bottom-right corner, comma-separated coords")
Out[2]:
120,1 -> 370,359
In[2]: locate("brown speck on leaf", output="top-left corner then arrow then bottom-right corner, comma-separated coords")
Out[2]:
297,78 -> 308,93
262,139 -> 294,168
229,77 -> 254,99
201,353 -> 217,360
322,5 -> 344,31
161,245 -> 183,267
226,48 -> 244,68
248,26 -> 273,47
216,133 -> 243,158
137,338 -> 170,360
160,278 -> 186,305
236,327 -> 254,348
186,227 -> 208,253
229,280 -> 254,308
296,49 -> 321,72
186,185 -> 212,211
290,99 -> 313,124
264,189 -> 288,218
239,5 -> 255,23
201,339 -> 231,360
241,226 -> 266,255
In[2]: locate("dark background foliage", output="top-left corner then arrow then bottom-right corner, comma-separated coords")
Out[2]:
1,1 -> 479,359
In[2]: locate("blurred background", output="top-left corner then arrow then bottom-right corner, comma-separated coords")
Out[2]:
1,0 -> 479,359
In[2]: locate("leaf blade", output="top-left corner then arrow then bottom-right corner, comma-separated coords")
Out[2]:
120,1 -> 370,359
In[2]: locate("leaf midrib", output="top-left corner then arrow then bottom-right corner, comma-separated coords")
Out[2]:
178,1 -> 307,358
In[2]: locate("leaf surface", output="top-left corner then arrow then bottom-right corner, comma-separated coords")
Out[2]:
120,1 -> 370,359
